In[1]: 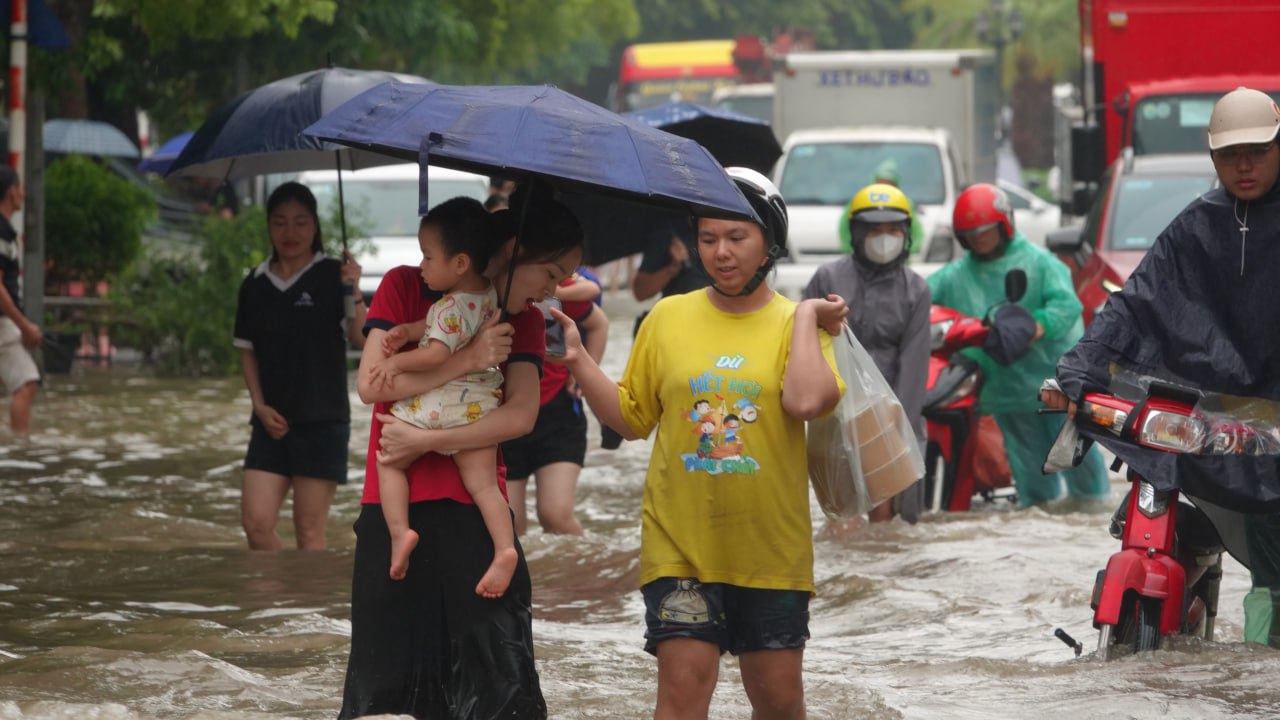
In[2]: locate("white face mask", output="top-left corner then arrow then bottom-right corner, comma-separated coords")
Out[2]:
864,232 -> 905,264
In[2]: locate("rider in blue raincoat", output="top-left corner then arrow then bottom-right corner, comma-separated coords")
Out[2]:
928,183 -> 1109,507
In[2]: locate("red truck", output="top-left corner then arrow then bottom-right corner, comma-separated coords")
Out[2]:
1050,0 -> 1280,325
1065,0 -> 1280,209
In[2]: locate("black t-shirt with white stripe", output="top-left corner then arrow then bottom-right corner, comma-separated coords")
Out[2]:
233,254 -> 349,427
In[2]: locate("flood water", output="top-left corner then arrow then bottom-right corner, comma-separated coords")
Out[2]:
2,304 -> 1279,720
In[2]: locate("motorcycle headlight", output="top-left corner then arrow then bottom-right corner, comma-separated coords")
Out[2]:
939,371 -> 980,407
930,319 -> 954,352
1138,409 -> 1206,453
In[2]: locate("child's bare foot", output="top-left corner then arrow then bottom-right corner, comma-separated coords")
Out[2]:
475,547 -> 519,598
389,528 -> 419,580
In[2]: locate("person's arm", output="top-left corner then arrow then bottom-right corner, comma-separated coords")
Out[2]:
782,300 -> 843,420
357,316 -> 513,404
341,251 -> 367,348
346,295 -> 368,347
550,306 -> 641,440
632,237 -> 687,301
579,305 -> 608,364
893,284 -> 932,434
1031,254 -> 1084,342
386,340 -> 453,373
555,275 -> 602,303
240,348 -> 289,438
374,361 -> 542,465
0,270 -> 40,347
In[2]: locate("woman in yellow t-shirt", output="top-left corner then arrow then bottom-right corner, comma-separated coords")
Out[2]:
551,167 -> 847,720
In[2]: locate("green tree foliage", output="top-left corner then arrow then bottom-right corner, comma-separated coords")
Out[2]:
903,0 -> 1079,80
108,195 -> 365,377
93,0 -> 336,50
109,210 -> 267,377
44,154 -> 156,285
35,0 -> 637,137
631,0 -> 914,50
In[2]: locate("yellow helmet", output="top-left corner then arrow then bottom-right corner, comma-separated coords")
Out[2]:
847,182 -> 913,225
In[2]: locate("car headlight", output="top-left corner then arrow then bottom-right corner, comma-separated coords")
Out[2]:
1138,409 -> 1206,453
930,319 -> 954,352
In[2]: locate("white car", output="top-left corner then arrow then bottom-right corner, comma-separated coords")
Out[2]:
997,178 -> 1061,247
296,164 -> 490,300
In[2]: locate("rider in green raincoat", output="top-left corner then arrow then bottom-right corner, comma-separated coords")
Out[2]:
928,183 -> 1108,506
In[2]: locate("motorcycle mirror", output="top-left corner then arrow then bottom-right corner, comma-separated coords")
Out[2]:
1004,269 -> 1028,304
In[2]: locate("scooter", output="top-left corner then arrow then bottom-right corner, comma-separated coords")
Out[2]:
1049,380 -> 1264,659
922,270 -> 1025,512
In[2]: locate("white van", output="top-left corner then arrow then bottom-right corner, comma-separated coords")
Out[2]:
296,163 -> 490,300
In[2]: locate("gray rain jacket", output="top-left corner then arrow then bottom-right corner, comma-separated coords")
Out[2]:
803,256 -> 931,445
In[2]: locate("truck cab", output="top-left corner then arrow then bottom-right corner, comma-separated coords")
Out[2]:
772,126 -> 962,261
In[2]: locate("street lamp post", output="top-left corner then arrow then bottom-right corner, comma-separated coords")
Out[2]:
975,0 -> 1023,140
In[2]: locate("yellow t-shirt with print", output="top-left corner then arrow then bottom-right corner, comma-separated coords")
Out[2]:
618,289 -> 843,593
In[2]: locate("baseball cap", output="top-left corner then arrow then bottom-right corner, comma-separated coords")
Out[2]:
1208,87 -> 1280,150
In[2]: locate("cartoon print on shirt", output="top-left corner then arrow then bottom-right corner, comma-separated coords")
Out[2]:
681,360 -> 764,475
689,398 -> 712,423
694,409 -> 722,458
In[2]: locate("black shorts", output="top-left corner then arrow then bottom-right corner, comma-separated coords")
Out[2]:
339,501 -> 545,720
641,577 -> 810,656
243,421 -> 350,484
499,387 -> 587,479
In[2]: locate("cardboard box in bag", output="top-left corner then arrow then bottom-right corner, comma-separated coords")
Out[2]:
852,397 -> 919,504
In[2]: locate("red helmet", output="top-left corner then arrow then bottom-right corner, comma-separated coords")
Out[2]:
952,183 -> 1014,244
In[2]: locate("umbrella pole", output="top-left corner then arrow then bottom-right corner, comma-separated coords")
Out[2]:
499,189 -> 530,322
336,150 -> 355,319
335,150 -> 349,252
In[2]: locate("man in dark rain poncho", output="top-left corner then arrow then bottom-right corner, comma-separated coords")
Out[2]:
1043,87 -> 1280,646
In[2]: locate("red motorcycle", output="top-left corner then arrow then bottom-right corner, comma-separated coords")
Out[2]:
1050,379 -> 1269,659
922,270 -> 1025,512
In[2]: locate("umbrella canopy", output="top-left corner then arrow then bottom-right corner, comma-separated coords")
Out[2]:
625,101 -> 782,174
302,83 -> 755,222
137,131 -> 194,175
44,119 -> 140,158
167,66 -> 432,179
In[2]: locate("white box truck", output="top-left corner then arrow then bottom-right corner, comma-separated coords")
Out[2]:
770,49 -> 998,262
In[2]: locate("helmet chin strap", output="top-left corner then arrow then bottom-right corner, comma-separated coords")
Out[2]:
710,245 -> 783,297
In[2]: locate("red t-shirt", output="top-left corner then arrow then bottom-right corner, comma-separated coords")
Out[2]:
360,266 -> 545,505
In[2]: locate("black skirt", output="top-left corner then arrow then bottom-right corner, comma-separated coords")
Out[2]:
338,501 -> 546,720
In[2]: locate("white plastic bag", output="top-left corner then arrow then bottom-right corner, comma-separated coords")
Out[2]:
807,325 -> 925,519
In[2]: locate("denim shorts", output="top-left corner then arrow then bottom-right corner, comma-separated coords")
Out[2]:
244,421 -> 350,484
641,577 -> 810,656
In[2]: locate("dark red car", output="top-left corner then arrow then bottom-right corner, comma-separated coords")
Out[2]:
1047,151 -> 1217,325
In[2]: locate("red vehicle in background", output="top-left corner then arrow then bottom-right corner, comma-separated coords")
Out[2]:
1062,0 -> 1280,214
1047,151 -> 1216,325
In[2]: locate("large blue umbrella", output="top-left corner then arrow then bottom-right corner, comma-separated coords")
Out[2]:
302,83 -> 755,223
625,101 -> 782,174
137,131 -> 193,175
167,66 -> 431,180
167,66 -> 432,249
